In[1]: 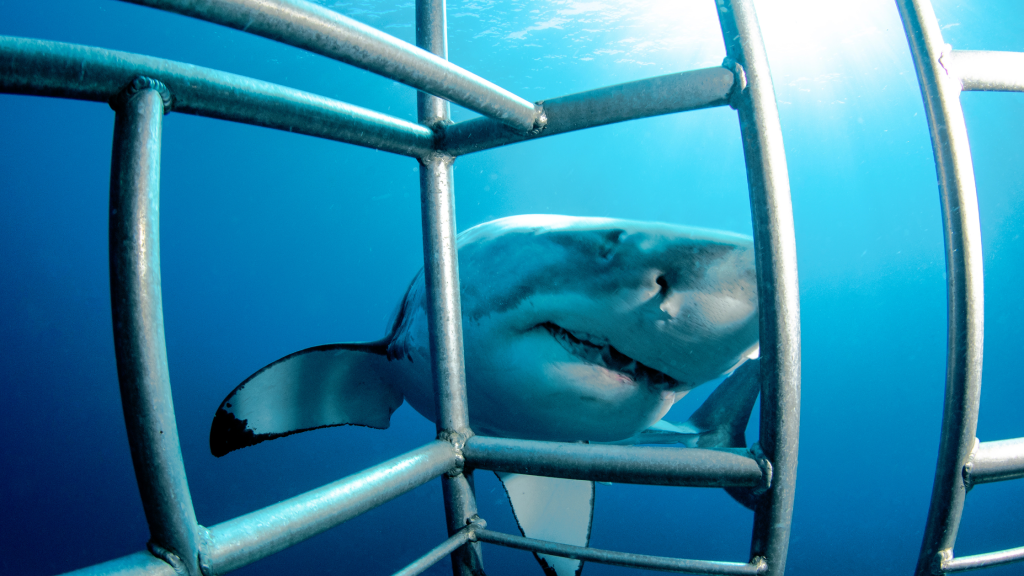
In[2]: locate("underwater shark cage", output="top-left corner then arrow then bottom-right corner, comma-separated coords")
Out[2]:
897,0 -> 1024,574
0,1 -> 800,575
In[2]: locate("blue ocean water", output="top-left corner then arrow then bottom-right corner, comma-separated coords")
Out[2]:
1,1 -> 1022,575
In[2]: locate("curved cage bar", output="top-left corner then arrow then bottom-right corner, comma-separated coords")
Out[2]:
896,0 -> 1024,574
108,78 -> 203,576
716,1 -> 801,573
0,0 -> 801,575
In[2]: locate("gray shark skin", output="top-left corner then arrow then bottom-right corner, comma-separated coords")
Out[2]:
209,215 -> 762,576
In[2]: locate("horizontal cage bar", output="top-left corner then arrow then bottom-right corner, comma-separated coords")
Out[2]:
0,36 -> 435,157
969,437 -> 1024,486
474,529 -> 766,575
59,551 -> 178,576
947,50 -> 1024,92
202,441 -> 457,574
442,66 -> 735,156
121,0 -> 540,131
392,523 -> 480,576
941,545 -> 1024,573
463,436 -> 764,487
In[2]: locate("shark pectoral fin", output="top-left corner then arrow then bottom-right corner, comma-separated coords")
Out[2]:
497,471 -> 595,576
684,358 -> 762,510
613,360 -> 761,449
683,357 -> 761,450
210,342 -> 403,457
621,420 -> 702,446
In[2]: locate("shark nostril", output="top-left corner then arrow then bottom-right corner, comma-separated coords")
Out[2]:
656,275 -> 669,296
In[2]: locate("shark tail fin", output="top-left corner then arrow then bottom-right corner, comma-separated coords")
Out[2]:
210,341 -> 404,457
497,471 -> 594,576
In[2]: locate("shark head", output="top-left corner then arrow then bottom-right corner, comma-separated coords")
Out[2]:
389,215 -> 759,442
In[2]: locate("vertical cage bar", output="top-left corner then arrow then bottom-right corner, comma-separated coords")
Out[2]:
716,1 -> 801,574
895,1 -> 986,574
418,154 -> 470,434
416,1 -> 483,575
109,79 -> 202,576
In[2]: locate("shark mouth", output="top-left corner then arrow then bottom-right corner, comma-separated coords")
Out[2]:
541,322 -> 683,389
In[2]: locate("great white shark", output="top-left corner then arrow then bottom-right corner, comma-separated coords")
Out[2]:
209,214 -> 763,576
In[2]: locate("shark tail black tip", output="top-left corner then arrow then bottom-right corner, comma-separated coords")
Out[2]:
210,407 -> 264,457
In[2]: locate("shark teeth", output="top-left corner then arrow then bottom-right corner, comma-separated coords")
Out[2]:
540,322 -> 681,389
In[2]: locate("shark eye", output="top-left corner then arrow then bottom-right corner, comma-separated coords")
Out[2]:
598,229 -> 627,261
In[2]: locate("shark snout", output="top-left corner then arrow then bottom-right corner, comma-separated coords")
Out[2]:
618,240 -> 758,385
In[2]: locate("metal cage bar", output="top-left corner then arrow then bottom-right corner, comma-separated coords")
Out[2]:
394,523 -> 482,576
473,529 -> 768,575
967,438 -> 1024,486
202,441 -> 458,574
61,552 -> 178,576
897,0 -> 1024,574
0,37 -> 434,157
945,50 -> 1024,93
716,1 -> 801,574
118,0 -> 541,132
0,1 -> 802,575
940,546 -> 1024,573
463,436 -> 765,487
442,66 -> 736,156
108,78 -> 203,576
414,2 -> 484,575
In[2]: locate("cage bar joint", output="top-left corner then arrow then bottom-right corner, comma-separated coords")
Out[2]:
749,442 -> 773,497
109,76 -> 173,113
961,437 -> 980,492
936,44 -> 965,94
721,57 -> 747,110
438,429 -> 469,477
465,515 -> 487,540
529,102 -> 548,135
148,541 -> 188,576
417,150 -> 455,167
934,548 -> 954,574
197,527 -> 215,576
